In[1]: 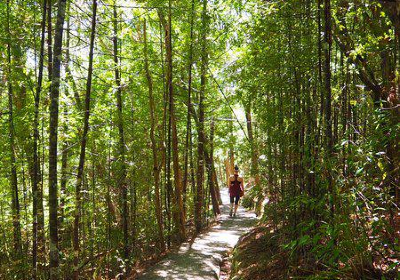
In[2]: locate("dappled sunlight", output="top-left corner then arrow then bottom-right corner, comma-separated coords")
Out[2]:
138,188 -> 257,279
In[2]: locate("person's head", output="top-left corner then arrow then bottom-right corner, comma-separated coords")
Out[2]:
234,165 -> 239,175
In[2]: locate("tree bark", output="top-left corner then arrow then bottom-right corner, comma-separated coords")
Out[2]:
195,0 -> 209,233
245,103 -> 262,214
59,1 -> 72,241
183,0 -> 196,218
159,3 -> 186,241
6,0 -> 22,256
205,121 -> 220,216
324,0 -> 336,242
48,0 -> 67,278
112,2 -> 129,261
33,0 -> 47,277
47,0 -> 52,81
144,18 -> 166,252
159,19 -> 172,247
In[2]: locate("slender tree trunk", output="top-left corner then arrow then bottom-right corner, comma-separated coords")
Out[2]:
73,1 -> 97,278
189,125 -> 196,201
112,2 -> 129,261
245,103 -> 258,176
59,126 -> 68,227
205,121 -> 220,216
316,0 -> 324,156
6,0 -> 22,256
48,0 -> 67,278
33,0 -> 47,277
59,1 -> 71,242
183,0 -> 196,217
211,160 -> 222,205
195,0 -> 208,233
47,0 -> 52,81
64,10 -> 81,109
324,0 -> 335,235
158,19 -> 172,247
245,103 -> 261,214
159,3 -> 186,241
144,18 -> 166,252
130,115 -> 137,256
168,2 -> 186,241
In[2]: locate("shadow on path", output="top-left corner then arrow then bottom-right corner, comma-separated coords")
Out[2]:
138,188 -> 257,280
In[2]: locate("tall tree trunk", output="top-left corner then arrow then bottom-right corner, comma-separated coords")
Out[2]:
112,2 -> 129,261
33,0 -> 47,277
48,0 -> 67,278
168,1 -> 186,242
195,0 -> 208,233
316,0 -> 324,156
6,0 -> 22,257
183,0 -> 196,217
73,1 -> 97,278
159,3 -> 186,241
144,18 -> 166,252
324,0 -> 335,234
159,19 -> 172,247
59,1 -> 71,243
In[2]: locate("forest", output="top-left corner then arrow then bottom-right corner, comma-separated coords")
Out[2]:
0,0 -> 398,279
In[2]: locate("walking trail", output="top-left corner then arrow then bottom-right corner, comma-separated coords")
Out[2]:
138,188 -> 257,280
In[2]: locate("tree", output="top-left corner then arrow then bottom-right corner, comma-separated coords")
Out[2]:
112,1 -> 129,262
159,3 -> 186,241
6,0 -> 22,256
73,0 -> 97,278
48,0 -> 67,278
195,0 -> 208,233
143,18 -> 166,252
32,0 -> 47,277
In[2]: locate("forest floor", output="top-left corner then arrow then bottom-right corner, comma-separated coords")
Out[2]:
136,188 -> 257,280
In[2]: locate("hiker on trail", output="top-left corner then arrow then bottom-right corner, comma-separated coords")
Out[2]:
229,165 -> 244,217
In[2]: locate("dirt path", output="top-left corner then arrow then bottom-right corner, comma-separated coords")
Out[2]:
137,188 -> 257,280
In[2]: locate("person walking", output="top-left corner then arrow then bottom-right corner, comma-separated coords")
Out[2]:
229,165 -> 244,217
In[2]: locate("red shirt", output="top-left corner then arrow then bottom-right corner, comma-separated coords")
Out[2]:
229,174 -> 243,197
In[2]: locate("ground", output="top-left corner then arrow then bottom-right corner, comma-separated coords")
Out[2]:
137,188 -> 257,280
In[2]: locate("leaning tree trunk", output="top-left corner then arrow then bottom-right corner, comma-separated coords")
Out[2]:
73,1 -> 97,279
